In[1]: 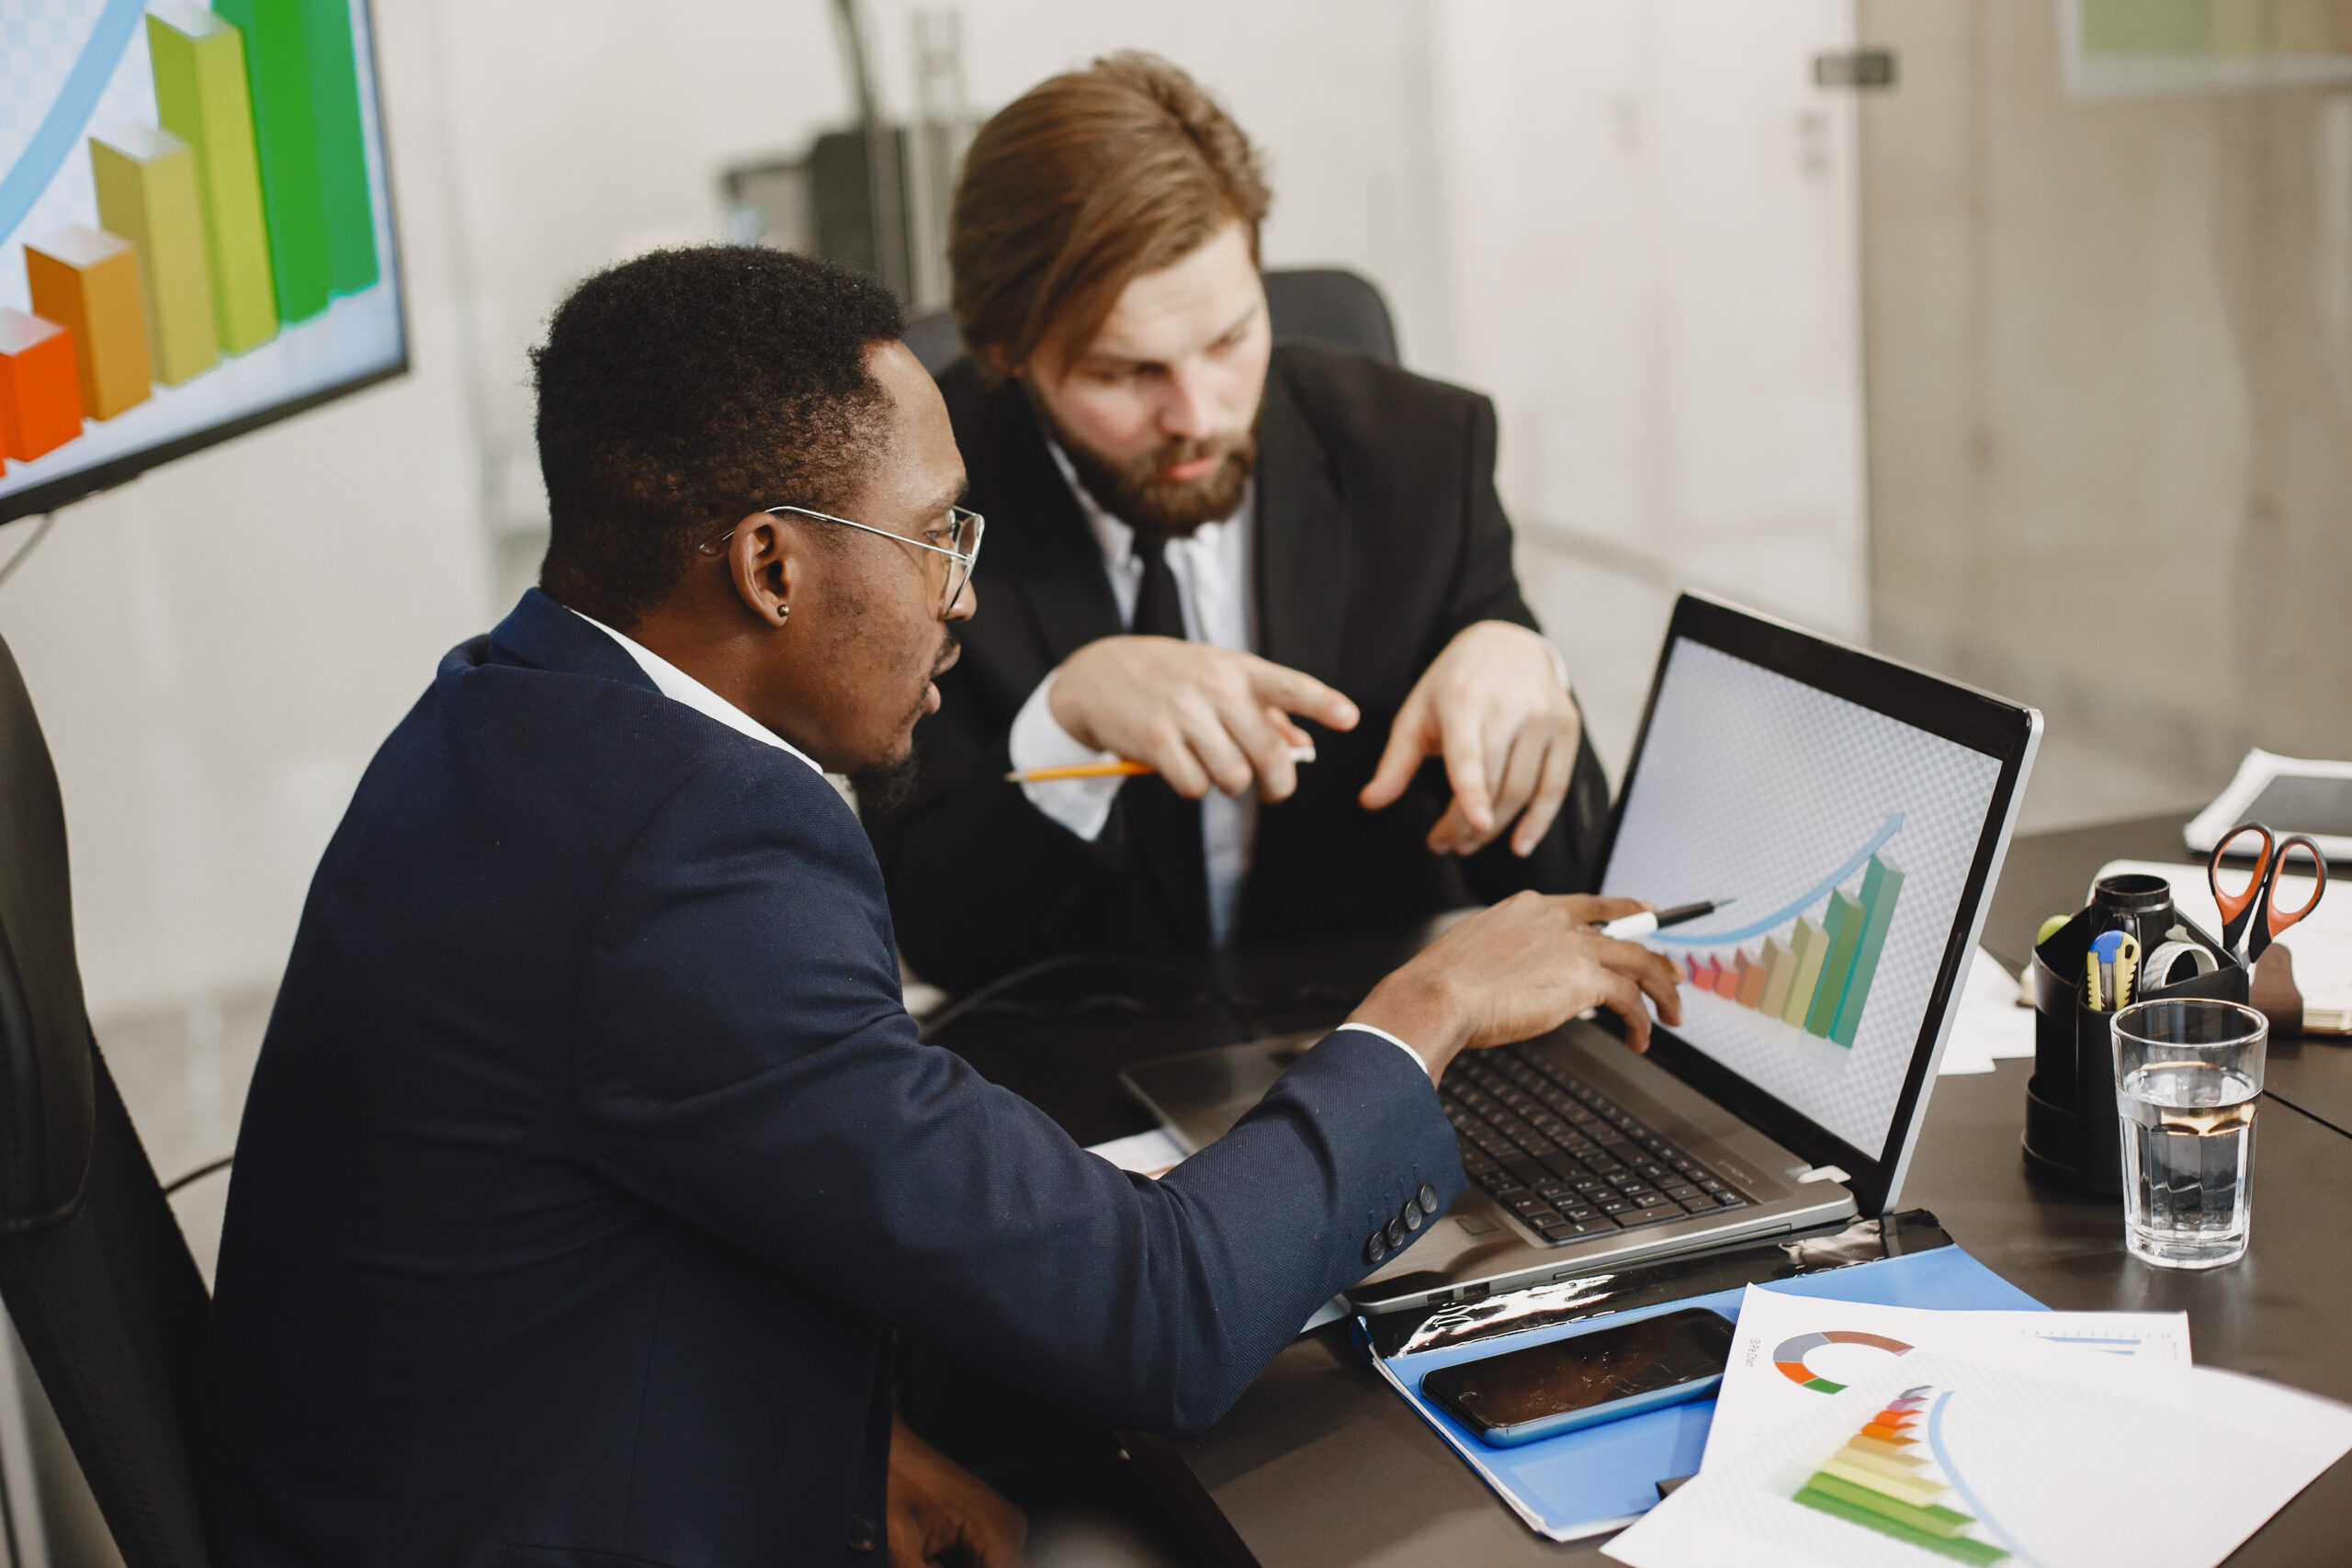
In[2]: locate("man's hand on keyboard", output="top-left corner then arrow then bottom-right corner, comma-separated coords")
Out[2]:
1347,893 -> 1685,1081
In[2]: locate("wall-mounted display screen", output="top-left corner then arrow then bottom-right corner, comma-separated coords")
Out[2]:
1,0 -> 403,523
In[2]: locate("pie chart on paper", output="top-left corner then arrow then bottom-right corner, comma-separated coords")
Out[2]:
1773,1330 -> 1913,1393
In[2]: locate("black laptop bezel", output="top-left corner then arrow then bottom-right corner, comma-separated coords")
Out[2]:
1591,592 -> 2037,1217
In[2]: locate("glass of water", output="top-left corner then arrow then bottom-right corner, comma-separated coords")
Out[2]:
2111,998 -> 2266,1269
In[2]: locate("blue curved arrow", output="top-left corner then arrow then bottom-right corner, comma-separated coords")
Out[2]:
0,0 -> 150,244
1650,812 -> 1904,945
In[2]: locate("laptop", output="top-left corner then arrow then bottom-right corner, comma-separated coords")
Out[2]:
1120,592 -> 2042,1317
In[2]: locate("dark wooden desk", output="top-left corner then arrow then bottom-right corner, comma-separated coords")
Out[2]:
935,815 -> 2352,1565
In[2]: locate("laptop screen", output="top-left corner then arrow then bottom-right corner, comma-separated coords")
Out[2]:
1599,636 -> 2009,1164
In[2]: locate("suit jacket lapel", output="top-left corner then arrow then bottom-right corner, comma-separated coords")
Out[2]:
1252,359 -> 1348,686
969,377 -> 1125,664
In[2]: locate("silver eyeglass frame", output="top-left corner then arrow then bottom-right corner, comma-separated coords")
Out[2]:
700,503 -> 983,615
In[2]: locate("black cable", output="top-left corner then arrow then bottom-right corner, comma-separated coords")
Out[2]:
919,951 -> 1254,1041
0,513 -> 55,592
161,1154 -> 233,1197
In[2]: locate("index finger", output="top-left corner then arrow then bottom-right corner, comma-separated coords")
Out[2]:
1244,658 -> 1360,732
1440,712 -> 1493,834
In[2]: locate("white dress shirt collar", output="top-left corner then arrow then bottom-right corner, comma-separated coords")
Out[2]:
570,609 -> 824,776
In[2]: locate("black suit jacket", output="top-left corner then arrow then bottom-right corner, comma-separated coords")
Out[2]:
869,344 -> 1610,995
199,590 -> 1462,1567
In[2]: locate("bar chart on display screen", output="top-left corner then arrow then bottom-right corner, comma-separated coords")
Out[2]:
0,1 -> 402,516
1657,815 -> 1908,1051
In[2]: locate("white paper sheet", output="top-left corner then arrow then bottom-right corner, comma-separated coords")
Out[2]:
1934,947 -> 2038,1076
1608,1345 -> 2352,1568
1700,1284 -> 2190,1472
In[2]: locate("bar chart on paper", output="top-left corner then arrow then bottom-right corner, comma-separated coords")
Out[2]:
1653,814 -> 1907,1051
1,0 -> 400,510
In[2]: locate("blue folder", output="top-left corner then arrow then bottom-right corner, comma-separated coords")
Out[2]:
1363,1246 -> 2042,1540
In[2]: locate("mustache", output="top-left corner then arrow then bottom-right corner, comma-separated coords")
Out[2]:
1133,430 -> 1250,478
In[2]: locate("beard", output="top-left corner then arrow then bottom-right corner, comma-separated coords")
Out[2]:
1030,388 -> 1258,542
851,752 -> 921,818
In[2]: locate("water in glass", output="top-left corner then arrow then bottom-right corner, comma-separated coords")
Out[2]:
2119,1059 -> 2258,1269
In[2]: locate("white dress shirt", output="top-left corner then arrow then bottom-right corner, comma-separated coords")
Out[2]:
571,609 -> 824,774
1009,442 -> 1261,950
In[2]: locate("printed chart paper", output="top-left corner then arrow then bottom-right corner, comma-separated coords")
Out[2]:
1703,1285 -> 2190,1470
1606,1348 -> 2352,1568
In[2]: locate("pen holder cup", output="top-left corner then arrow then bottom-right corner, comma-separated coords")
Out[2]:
2022,890 -> 2248,1197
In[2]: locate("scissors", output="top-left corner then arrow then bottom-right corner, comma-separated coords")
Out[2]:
2209,820 -> 2329,967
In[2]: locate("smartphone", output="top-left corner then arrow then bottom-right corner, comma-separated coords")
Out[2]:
1420,1307 -> 1736,1447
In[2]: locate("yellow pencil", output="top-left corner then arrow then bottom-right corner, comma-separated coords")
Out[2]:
1006,743 -> 1316,785
1005,760 -> 1157,783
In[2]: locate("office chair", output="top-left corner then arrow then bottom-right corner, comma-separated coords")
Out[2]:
901,265 -> 1402,377
0,629 -> 213,1568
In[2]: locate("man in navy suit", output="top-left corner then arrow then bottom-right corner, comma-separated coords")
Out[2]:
199,246 -> 1680,1567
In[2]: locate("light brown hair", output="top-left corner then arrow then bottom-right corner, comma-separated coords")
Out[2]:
949,52 -> 1271,376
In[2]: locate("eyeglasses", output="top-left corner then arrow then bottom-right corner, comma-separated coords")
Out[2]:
700,503 -> 984,617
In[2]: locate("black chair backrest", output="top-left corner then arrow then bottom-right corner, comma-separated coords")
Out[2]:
900,265 -> 1402,378
0,629 -> 211,1568
1260,267 -> 1399,365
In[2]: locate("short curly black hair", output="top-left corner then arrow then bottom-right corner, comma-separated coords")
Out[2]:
532,245 -> 907,628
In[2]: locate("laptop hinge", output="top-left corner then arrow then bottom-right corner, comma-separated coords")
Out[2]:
1791,1164 -> 1852,1186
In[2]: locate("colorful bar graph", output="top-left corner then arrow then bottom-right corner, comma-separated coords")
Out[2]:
1715,954 -> 1744,1000
148,5 -> 279,354
214,0 -> 377,322
0,310 -> 84,461
303,0 -> 379,294
25,226 -> 152,420
1781,917 -> 1828,1026
1805,889 -> 1868,1038
1830,855 -> 1906,1046
1736,949 -> 1769,1008
213,0 -> 326,321
1759,935 -> 1797,1015
1792,1387 -> 2007,1564
90,125 -> 218,386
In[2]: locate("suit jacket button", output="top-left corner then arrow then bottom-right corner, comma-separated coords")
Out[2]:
1401,1202 -> 1424,1233
846,1514 -> 878,1552
1385,1215 -> 1408,1248
1418,1182 -> 1441,1215
1364,1231 -> 1388,1265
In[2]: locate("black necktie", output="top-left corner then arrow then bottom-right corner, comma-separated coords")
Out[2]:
1121,536 -> 1211,951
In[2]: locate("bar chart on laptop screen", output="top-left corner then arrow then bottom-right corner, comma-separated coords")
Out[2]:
1600,642 -> 2002,1156
1,0 -> 401,517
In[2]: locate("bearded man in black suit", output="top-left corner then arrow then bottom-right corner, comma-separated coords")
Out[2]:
867,52 -> 1611,997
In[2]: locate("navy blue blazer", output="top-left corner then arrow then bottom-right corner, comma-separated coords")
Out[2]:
199,590 -> 1464,1568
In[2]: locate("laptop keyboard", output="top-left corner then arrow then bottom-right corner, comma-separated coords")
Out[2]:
1442,1044 -> 1751,1246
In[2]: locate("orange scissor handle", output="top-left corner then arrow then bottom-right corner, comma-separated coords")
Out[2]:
2263,833 -> 2328,942
2210,823 -> 2275,938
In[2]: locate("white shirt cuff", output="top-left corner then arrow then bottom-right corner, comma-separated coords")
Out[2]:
1009,670 -> 1124,842
1336,1022 -> 1432,1080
